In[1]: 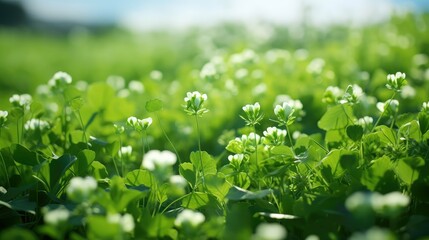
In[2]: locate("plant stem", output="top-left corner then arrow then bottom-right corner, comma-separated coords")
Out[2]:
160,193 -> 191,214
155,113 -> 181,164
286,125 -> 295,154
0,150 -> 10,187
371,92 -> 396,133
76,110 -> 88,148
195,115 -> 206,190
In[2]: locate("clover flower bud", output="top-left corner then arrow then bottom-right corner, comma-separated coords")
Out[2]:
48,71 -> 72,89
24,119 -> 50,134
377,99 -> 399,115
253,223 -> 287,240
274,102 -> 296,126
150,70 -> 163,81
174,209 -> 205,228
241,102 -> 264,126
142,150 -> 177,171
184,91 -> 208,116
225,137 -> 245,154
138,117 -> 152,131
118,146 -> 132,158
43,207 -> 70,226
9,94 -> 32,109
127,117 -> 152,132
263,127 -> 287,146
386,72 -> 407,92
107,213 -> 135,233
322,86 -> 343,104
66,176 -> 97,202
114,124 -> 125,134
128,80 -> 144,93
357,116 -> 373,132
0,110 -> 8,127
340,84 -> 363,105
421,101 -> 429,113
127,116 -> 138,128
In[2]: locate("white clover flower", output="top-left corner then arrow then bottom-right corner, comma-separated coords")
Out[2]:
128,80 -> 144,93
322,86 -> 343,104
345,192 -> 373,212
377,99 -> 399,114
48,71 -> 72,88
114,124 -> 125,134
357,116 -> 373,131
127,116 -> 152,132
9,94 -> 32,108
349,227 -> 395,240
422,101 -> 429,113
371,191 -> 410,217
274,98 -> 303,126
107,75 -> 125,90
386,72 -> 407,91
24,119 -> 50,133
253,223 -> 287,240
43,207 -> 70,226
118,146 -> 132,158
66,176 -> 97,202
139,117 -> 152,130
263,127 -> 287,146
0,110 -> 8,126
174,209 -> 205,228
306,58 -> 325,75
241,102 -> 263,126
150,70 -> 163,81
184,91 -> 208,116
227,153 -> 245,168
252,83 -> 267,96
340,84 -> 363,105
400,85 -> 415,99
127,116 -> 138,127
169,175 -> 188,189
75,80 -> 88,91
142,150 -> 177,171
200,62 -> 218,81
117,89 -> 130,98
235,68 -> 249,80
108,213 -> 135,233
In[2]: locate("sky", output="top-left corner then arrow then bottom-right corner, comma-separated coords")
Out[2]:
19,0 -> 427,32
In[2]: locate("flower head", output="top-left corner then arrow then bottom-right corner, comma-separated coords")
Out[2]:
107,213 -> 135,233
24,119 -> 50,134
322,86 -> 343,104
421,101 -> 429,114
48,71 -> 72,90
9,94 -> 32,109
127,116 -> 152,132
174,209 -> 205,228
386,72 -> 407,92
183,91 -> 208,116
263,127 -> 287,146
142,150 -> 177,171
0,110 -> 8,127
340,84 -> 363,105
376,99 -> 399,116
66,176 -> 97,202
241,102 -> 264,126
273,98 -> 303,126
253,223 -> 287,240
118,146 -> 132,158
43,207 -> 70,226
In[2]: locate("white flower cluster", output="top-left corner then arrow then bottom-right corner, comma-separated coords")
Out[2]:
66,176 -> 97,202
274,98 -> 303,126
169,175 -> 188,189
422,101 -> 429,113
241,102 -> 263,126
340,84 -> 363,105
376,99 -> 399,115
48,71 -> 72,89
174,209 -> 205,228
230,49 -> 258,66
262,127 -> 287,146
24,118 -> 50,133
356,116 -> 374,132
9,94 -> 32,109
322,86 -> 343,104
227,153 -> 245,169
107,213 -> 135,233
150,70 -> 163,81
252,223 -> 287,240
0,110 -> 8,127
184,91 -> 208,116
127,116 -> 152,132
226,132 -> 262,154
345,191 -> 410,218
142,150 -> 177,171
118,145 -> 132,158
386,72 -> 407,91
43,207 -> 70,226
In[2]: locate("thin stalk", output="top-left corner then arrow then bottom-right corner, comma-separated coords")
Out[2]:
371,92 -> 396,133
76,110 -> 88,147
118,133 -> 124,177
155,113 -> 181,164
195,115 -> 206,190
285,125 -> 295,154
160,193 -> 191,214
16,118 -> 20,144
0,151 -> 10,187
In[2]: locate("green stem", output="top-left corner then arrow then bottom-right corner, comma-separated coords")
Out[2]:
0,151 -> 10,187
155,113 -> 181,164
16,118 -> 20,144
76,110 -> 88,147
195,115 -> 206,190
371,92 -> 396,133
285,125 -> 295,154
160,193 -> 191,214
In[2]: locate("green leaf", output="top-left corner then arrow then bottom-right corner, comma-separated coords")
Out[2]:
143,214 -> 175,238
361,156 -> 391,190
181,192 -> 210,209
105,97 -> 135,122
318,104 -> 354,130
179,162 -> 195,187
418,112 -> 429,135
395,158 -> 419,186
403,157 -> 425,169
346,125 -> 363,141
375,125 -> 397,145
190,151 -> 217,176
75,149 -> 96,177
205,174 -> 232,201
90,161 -> 108,180
87,82 -> 115,110
223,203 -> 252,240
125,169 -> 155,187
226,186 -> 272,200
321,149 -> 358,179
0,227 -> 38,240
110,176 -> 144,211
50,154 -> 77,192
399,120 -> 421,141
87,215 -> 121,240
145,99 -> 164,112
10,144 -> 40,166
69,97 -> 85,111
270,145 -> 294,157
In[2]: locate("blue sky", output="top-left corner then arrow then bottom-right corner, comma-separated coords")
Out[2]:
20,0 -> 426,31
